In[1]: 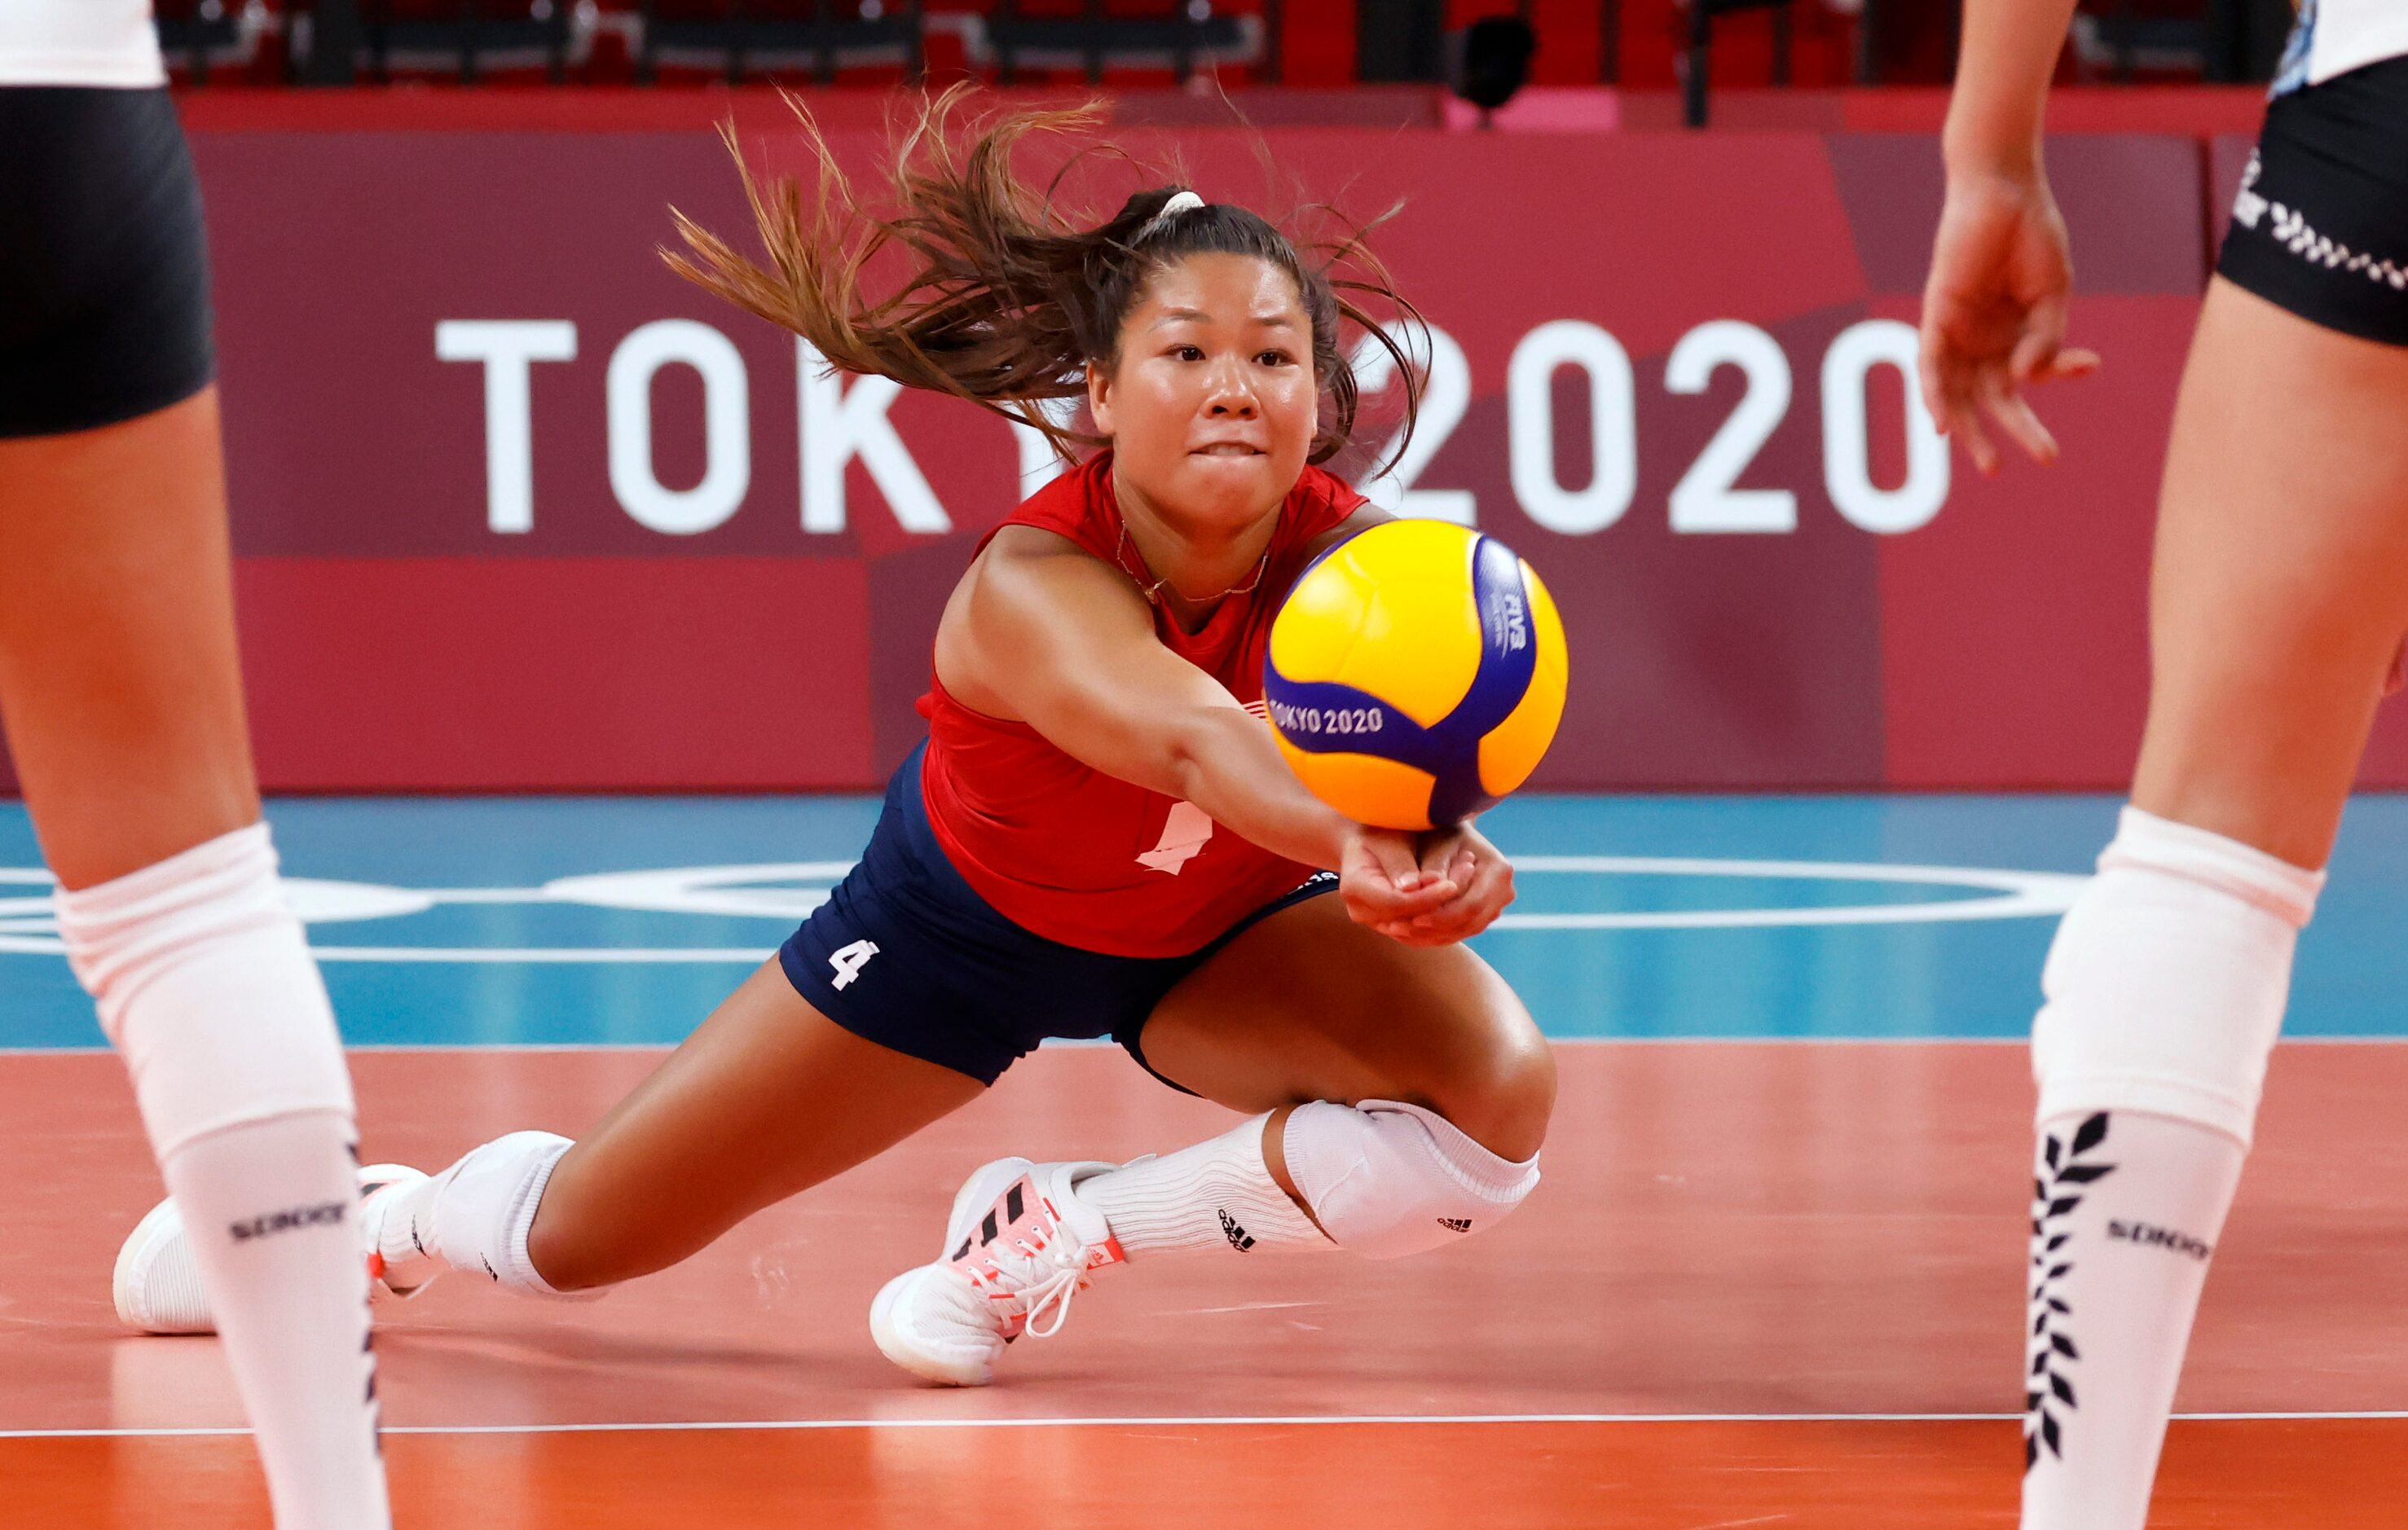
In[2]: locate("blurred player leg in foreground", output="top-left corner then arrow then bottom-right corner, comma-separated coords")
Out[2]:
1926,9 -> 2408,1517
0,376 -> 388,1524
2020,277 -> 2408,1528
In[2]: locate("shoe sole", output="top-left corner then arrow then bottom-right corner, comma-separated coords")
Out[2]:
112,1195 -> 204,1335
865,1156 -> 1036,1387
868,1267 -> 992,1387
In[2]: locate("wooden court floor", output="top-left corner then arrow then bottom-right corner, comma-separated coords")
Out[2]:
6,1041 -> 2408,1526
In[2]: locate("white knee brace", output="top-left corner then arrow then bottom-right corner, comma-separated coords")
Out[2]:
423,1130 -> 590,1297
1282,1099 -> 1540,1260
55,824 -> 354,1160
2033,807 -> 2323,1150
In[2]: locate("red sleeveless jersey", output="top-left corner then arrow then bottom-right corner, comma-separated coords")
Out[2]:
918,452 -> 1364,957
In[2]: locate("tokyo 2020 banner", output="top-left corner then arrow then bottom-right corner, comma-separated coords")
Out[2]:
40,112 -> 2392,794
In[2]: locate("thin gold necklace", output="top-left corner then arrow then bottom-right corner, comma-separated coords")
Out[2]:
1114,521 -> 1272,608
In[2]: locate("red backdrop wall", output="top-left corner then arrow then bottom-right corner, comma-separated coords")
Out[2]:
11,95 -> 2405,795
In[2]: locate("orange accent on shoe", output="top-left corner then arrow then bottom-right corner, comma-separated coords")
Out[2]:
366,1251 -> 385,1282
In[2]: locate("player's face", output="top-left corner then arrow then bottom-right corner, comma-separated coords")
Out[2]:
1090,253 -> 1318,531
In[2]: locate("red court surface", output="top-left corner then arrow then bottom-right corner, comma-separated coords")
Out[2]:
7,1041 -> 2408,1525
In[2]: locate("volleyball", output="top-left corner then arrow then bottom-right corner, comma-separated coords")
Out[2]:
1264,521 -> 1568,831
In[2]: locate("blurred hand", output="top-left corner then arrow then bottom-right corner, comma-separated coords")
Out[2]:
1920,168 -> 2102,474
1365,820 -> 1515,947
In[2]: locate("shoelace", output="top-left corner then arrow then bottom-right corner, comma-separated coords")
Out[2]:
966,1201 -> 1097,1341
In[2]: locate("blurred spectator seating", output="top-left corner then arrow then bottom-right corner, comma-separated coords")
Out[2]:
961,0 -> 1264,86
160,0 -> 2278,95
283,0 -> 598,82
637,0 -> 924,85
156,0 -> 278,82
2068,0 -> 2291,83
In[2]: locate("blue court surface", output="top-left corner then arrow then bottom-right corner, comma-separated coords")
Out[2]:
4,794 -> 2404,1051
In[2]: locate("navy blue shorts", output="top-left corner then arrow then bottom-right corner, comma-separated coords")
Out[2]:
778,743 -> 1338,1088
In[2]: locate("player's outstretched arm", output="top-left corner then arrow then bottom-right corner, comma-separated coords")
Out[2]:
1922,0 -> 2102,473
950,525 -> 1474,934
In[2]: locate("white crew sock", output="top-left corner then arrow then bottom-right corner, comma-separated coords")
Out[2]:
2023,1110 -> 2243,1530
55,824 -> 388,1529
372,1131 -> 597,1298
1076,1113 -> 1328,1257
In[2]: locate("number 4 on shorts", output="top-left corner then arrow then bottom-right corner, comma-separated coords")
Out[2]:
829,939 -> 879,991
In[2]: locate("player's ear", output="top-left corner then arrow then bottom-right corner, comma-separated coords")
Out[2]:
1088,361 -> 1116,438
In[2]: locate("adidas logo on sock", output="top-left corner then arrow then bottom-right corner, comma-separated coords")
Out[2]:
1217,1210 -> 1256,1252
1437,1217 -> 1473,1233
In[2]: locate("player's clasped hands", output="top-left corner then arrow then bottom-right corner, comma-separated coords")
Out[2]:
1338,821 -> 1517,947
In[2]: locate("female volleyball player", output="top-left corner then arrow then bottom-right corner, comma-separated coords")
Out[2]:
1923,2 -> 2408,1523
2,3 -> 389,1524
117,92 -> 1556,1387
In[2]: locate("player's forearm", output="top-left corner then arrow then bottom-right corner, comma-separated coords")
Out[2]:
1944,0 -> 2084,177
1166,707 -> 1356,870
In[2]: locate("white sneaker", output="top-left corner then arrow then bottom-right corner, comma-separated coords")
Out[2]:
111,1194 -> 215,1335
112,1163 -> 428,1335
358,1163 -> 435,1295
869,1157 -> 1125,1387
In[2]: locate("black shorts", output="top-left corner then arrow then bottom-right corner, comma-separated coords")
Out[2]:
2218,55 -> 2408,349
0,88 -> 215,438
777,741 -> 1340,1088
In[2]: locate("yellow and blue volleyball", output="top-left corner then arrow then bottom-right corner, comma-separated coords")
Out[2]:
1265,520 -> 1567,831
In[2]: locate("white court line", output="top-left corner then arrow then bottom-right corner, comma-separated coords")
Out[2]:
18,1037 -> 2408,1057
305,947 -> 773,964
6,1409 -> 2405,1440
0,854 -> 2097,962
0,1038 -> 2052,1058
411,888 -> 549,903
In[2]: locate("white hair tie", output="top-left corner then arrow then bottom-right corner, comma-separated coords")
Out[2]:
1140,190 -> 1205,238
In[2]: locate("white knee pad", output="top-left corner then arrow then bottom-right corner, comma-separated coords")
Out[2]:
2033,807 -> 2322,1150
54,824 -> 354,1161
1282,1099 -> 1540,1260
423,1130 -> 591,1298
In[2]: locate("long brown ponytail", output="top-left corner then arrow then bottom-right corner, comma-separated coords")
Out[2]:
663,85 -> 1424,468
